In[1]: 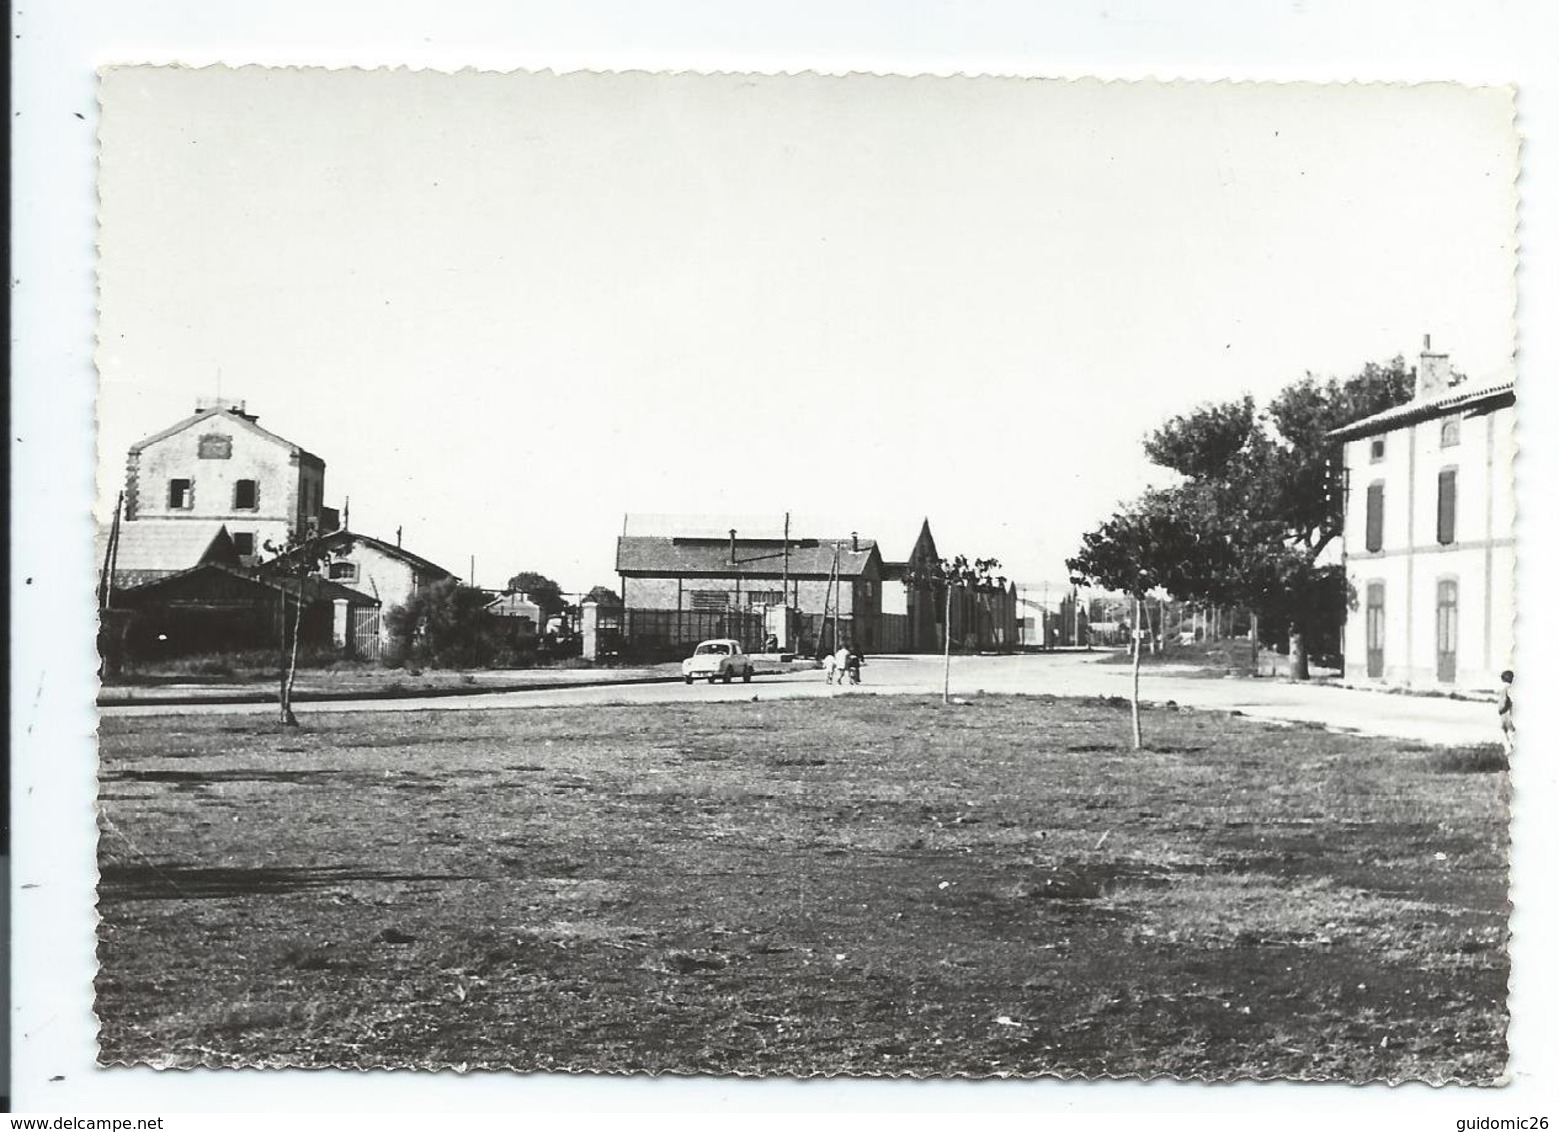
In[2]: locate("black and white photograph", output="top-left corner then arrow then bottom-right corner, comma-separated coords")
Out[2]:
80,65 -> 1525,1086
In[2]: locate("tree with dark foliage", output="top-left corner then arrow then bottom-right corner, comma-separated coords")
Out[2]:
387,578 -> 502,668
1141,357 -> 1413,677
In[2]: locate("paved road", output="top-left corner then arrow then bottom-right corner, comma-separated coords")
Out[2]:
100,651 -> 1496,745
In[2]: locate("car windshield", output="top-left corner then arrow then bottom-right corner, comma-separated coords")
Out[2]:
694,643 -> 731,655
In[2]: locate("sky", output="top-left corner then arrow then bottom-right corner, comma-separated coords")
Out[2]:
95,68 -> 1519,595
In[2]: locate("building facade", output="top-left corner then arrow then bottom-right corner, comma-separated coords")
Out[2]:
1331,341 -> 1515,692
261,529 -> 456,655
617,532 -> 885,650
121,399 -> 338,568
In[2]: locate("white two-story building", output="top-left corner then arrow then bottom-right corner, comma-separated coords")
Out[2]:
1330,339 -> 1514,692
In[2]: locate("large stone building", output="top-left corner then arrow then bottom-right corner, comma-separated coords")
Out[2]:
115,398 -> 338,576
1329,338 -> 1515,692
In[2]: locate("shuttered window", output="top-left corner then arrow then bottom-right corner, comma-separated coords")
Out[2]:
1365,482 -> 1384,552
1437,468 -> 1457,545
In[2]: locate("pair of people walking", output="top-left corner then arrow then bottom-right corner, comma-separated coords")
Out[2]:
824,645 -> 863,685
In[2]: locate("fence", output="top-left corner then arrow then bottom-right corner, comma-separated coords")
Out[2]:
622,607 -> 768,655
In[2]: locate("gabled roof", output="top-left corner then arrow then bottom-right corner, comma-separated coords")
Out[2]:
129,405 -> 324,466
616,535 -> 882,579
264,530 -> 456,580
1327,380 -> 1516,442
116,562 -> 378,605
486,593 -> 542,617
96,521 -> 243,574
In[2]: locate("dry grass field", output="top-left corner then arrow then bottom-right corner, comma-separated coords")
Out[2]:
95,695 -> 1509,1080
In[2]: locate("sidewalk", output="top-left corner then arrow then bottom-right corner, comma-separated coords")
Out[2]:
96,655 -> 818,708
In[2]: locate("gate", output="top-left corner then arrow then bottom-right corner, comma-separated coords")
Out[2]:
351,606 -> 383,661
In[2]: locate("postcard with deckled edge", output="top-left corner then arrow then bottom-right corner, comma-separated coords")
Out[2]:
92,65 -> 1517,1082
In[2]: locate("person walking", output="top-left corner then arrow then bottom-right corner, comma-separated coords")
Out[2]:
1498,669 -> 1515,756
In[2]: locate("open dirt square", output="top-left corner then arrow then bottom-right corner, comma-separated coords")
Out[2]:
95,695 -> 1509,1080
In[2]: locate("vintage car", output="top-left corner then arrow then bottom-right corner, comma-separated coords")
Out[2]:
682,638 -> 755,684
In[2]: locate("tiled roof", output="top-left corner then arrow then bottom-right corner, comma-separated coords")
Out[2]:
118,562 -> 378,605
96,521 -> 238,574
616,536 -> 881,578
267,530 -> 456,580
1328,381 -> 1516,441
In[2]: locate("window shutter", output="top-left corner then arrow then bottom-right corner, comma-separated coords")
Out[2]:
1437,468 -> 1457,545
1365,483 -> 1384,552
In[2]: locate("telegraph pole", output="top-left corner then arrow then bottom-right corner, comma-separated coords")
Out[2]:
782,511 -> 791,649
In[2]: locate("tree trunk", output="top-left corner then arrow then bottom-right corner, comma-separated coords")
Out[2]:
1130,598 -> 1143,750
281,590 -> 303,726
943,582 -> 953,704
1250,611 -> 1260,672
1288,629 -> 1310,681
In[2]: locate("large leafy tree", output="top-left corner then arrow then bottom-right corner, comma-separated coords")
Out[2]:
505,571 -> 566,616
1141,357 -> 1413,677
583,585 -> 622,608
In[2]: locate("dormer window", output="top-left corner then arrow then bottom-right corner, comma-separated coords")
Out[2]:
1440,418 -> 1461,448
234,479 -> 259,510
168,478 -> 193,509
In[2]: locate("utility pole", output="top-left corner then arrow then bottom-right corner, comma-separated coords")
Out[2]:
829,542 -> 842,654
99,490 -> 124,610
782,511 -> 791,649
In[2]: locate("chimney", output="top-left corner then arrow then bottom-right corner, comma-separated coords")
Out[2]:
1416,333 -> 1460,401
851,531 -> 859,552
729,528 -> 738,564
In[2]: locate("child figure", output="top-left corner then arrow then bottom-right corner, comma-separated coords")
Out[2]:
1498,669 -> 1515,756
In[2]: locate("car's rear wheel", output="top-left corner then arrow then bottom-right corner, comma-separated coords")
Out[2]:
684,675 -> 693,685
707,676 -> 717,684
